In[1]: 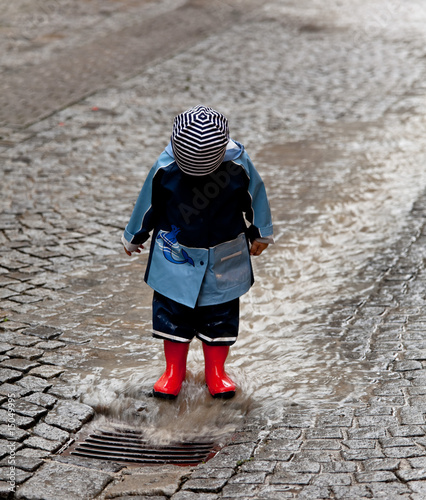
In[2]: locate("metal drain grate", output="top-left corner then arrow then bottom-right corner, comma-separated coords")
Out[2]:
68,429 -> 217,466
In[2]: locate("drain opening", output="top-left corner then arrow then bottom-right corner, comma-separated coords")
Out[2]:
63,428 -> 218,466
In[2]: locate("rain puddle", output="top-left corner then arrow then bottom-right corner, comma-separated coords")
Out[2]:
62,118 -> 426,444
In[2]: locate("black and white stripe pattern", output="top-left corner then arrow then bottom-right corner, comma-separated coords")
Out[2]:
171,105 -> 229,176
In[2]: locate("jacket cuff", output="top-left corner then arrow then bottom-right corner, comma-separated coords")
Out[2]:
121,235 -> 141,253
255,236 -> 274,245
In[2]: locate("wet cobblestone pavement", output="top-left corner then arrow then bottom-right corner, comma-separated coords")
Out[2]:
2,0 -> 426,498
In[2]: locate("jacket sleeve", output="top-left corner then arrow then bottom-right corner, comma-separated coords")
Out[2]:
238,153 -> 274,241
122,161 -> 163,251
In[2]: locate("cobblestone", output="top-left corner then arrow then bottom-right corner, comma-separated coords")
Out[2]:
277,460 -> 319,474
43,411 -> 86,433
0,359 -> 39,373
0,456 -> 43,472
0,467 -> 32,485
31,423 -> 69,445
7,347 -> 44,361
0,368 -> 22,384
23,436 -> 63,453
15,375 -> 52,393
104,466 -> 188,498
0,409 -> 34,429
181,477 -> 229,493
22,392 -> 57,410
15,448 -> 50,460
0,0 -> 426,498
15,461 -> 113,500
331,484 -> 372,499
0,425 -> 29,442
27,365 -> 64,379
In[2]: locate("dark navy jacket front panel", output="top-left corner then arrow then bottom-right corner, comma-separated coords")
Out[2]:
152,161 -> 252,249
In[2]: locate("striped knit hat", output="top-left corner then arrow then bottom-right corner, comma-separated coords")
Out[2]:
171,105 -> 230,176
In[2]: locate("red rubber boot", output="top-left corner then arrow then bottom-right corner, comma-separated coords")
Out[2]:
203,344 -> 236,399
153,340 -> 189,399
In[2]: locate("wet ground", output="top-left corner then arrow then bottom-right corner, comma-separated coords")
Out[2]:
2,0 -> 426,498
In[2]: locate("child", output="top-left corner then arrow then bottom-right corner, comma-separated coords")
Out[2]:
122,105 -> 273,400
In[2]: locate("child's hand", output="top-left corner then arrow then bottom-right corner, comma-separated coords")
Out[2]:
250,241 -> 268,256
123,244 -> 144,256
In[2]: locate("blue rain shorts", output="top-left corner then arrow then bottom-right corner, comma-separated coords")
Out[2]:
152,291 -> 239,346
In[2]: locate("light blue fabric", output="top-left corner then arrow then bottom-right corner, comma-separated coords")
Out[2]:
147,238 -> 209,308
147,233 -> 251,308
123,150 -> 174,243
233,155 -> 274,238
197,233 -> 252,306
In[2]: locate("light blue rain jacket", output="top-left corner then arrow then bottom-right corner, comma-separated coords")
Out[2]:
122,140 -> 273,308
